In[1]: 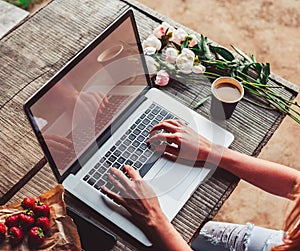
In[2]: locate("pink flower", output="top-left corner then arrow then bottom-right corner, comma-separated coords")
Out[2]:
189,34 -> 199,47
153,22 -> 175,39
155,70 -> 170,86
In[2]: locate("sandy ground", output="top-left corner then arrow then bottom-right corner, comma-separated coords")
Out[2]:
28,0 -> 300,231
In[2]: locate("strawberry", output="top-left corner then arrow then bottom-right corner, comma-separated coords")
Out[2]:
8,226 -> 24,246
28,226 -> 45,247
19,211 -> 35,230
0,222 -> 6,243
5,214 -> 20,228
21,197 -> 36,210
35,216 -> 50,232
33,201 -> 50,217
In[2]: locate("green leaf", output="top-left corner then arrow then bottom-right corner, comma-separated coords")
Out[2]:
181,38 -> 189,49
190,47 -> 203,55
260,63 -> 270,85
199,35 -> 212,60
193,95 -> 211,109
250,54 -> 256,63
231,45 -> 252,63
209,45 -> 235,61
203,60 -> 228,70
170,41 -> 182,52
253,63 -> 262,74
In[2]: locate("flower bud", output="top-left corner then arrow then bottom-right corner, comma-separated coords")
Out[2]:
189,34 -> 199,47
145,56 -> 159,77
155,70 -> 170,86
192,64 -> 206,74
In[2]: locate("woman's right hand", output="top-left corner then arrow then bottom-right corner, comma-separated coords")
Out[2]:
147,119 -> 214,162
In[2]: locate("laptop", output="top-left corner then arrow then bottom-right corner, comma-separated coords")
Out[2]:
24,9 -> 234,247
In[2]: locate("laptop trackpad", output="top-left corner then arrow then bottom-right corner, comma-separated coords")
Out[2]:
148,160 -> 211,201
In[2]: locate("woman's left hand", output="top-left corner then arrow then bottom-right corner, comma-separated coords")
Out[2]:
101,165 -> 164,230
101,165 -> 193,251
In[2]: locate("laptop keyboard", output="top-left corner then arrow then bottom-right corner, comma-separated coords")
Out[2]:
82,102 -> 181,192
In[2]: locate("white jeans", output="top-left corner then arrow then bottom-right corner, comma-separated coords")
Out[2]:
191,221 -> 284,251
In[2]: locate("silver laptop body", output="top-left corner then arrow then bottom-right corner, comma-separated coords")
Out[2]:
24,9 -> 234,246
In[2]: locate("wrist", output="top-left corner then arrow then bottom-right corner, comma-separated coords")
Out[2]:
145,209 -> 169,235
201,142 -> 226,164
145,213 -> 192,250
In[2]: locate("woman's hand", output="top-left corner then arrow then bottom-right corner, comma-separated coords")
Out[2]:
101,165 -> 192,251
67,90 -> 109,120
101,165 -> 164,230
44,134 -> 73,156
147,119 -> 213,162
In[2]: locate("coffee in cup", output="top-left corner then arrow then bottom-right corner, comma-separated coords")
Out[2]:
210,77 -> 244,120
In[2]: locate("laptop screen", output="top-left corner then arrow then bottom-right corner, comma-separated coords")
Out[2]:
27,12 -> 149,177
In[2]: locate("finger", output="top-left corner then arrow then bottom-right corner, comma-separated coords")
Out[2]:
163,119 -> 182,126
163,152 -> 178,162
77,99 -> 94,119
107,173 -> 128,197
123,165 -> 142,181
44,134 -> 73,147
86,96 -> 99,113
87,93 -> 99,108
109,167 -> 132,188
101,185 -> 125,205
147,133 -> 180,146
153,143 -> 180,156
92,92 -> 104,104
149,120 -> 179,134
175,119 -> 186,126
92,92 -> 108,110
45,139 -> 71,151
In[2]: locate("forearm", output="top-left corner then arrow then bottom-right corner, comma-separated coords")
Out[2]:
209,146 -> 299,199
146,213 -> 192,251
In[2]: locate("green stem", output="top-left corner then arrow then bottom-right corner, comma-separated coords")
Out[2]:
242,96 -> 277,110
203,71 -> 221,78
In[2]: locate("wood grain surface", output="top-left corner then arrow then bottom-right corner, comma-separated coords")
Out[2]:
0,0 -> 298,250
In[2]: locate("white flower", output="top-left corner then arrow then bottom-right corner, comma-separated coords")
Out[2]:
189,34 -> 199,47
176,48 -> 195,74
155,69 -> 170,86
192,64 -> 206,74
142,34 -> 162,52
165,47 -> 178,64
173,27 -> 188,45
153,22 -> 175,39
143,46 -> 156,55
145,55 -> 159,76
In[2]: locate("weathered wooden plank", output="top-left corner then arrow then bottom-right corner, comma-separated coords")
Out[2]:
0,0 -> 29,39
1,0 -> 298,250
0,72 -> 53,200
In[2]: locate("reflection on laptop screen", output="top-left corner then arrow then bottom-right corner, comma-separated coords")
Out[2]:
30,16 -> 148,175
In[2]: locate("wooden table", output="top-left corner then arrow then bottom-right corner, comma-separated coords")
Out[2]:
0,0 -> 299,250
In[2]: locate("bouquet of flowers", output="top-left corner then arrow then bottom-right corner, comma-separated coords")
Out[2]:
142,22 -> 300,124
